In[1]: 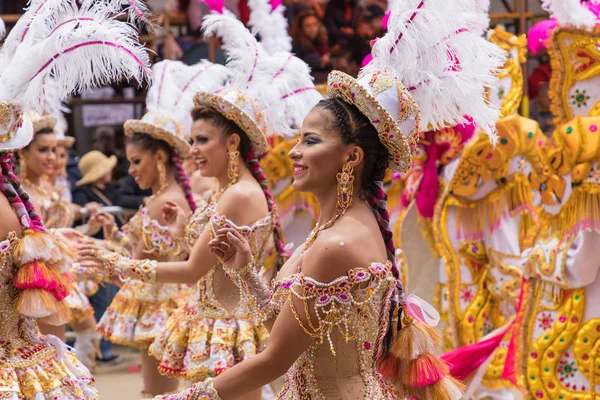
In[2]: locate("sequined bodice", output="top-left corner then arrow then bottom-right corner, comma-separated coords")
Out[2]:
124,208 -> 185,260
0,232 -> 28,341
273,262 -> 398,400
196,204 -> 275,315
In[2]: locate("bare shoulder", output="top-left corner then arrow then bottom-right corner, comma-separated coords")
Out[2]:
0,191 -> 21,240
301,208 -> 387,283
215,180 -> 268,226
146,186 -> 190,225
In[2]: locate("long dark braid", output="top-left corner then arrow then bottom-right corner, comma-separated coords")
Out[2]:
1,153 -> 45,232
172,150 -> 197,212
246,149 -> 290,270
316,97 -> 405,356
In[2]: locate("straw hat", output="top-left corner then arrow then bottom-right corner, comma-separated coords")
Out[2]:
77,151 -> 117,186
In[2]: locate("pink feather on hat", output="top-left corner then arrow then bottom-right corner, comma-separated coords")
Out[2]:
202,0 -> 224,14
527,19 -> 557,55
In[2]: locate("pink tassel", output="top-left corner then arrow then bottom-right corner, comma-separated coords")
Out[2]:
402,353 -> 450,387
14,260 -> 53,289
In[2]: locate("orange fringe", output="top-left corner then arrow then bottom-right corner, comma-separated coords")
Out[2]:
40,301 -> 71,326
16,289 -> 57,318
391,318 -> 442,360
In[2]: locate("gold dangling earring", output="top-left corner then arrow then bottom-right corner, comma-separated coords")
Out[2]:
227,143 -> 240,184
157,162 -> 167,190
336,163 -> 354,215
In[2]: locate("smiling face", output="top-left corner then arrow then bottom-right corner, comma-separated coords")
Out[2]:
53,145 -> 68,178
190,119 -> 234,179
288,107 -> 350,194
23,132 -> 57,179
126,142 -> 159,190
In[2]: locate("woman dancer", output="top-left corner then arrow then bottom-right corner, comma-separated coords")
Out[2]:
78,11 -> 320,398
0,0 -> 149,396
91,60 -> 227,397
145,0 -> 505,397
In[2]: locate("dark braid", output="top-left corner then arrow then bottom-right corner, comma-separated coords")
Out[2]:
246,149 -> 290,270
1,153 -> 45,232
316,97 -> 405,357
172,150 -> 197,212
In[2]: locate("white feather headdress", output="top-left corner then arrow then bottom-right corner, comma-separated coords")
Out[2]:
195,11 -> 320,155
124,59 -> 229,156
0,0 -> 151,151
365,0 -> 505,143
542,0 -> 598,29
247,0 -> 292,53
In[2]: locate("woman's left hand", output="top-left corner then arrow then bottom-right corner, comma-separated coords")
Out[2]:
209,228 -> 253,271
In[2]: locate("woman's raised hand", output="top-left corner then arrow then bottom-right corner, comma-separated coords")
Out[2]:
208,228 -> 253,271
162,200 -> 187,239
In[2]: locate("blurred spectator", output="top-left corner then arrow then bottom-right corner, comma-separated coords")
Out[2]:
285,0 -> 325,23
324,0 -> 364,51
364,5 -> 385,38
92,126 -> 129,181
114,175 -> 152,210
72,151 -> 120,230
331,49 -> 360,77
292,11 -> 331,71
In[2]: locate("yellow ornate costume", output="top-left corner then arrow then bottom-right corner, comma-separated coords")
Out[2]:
507,9 -> 600,395
433,27 -> 544,396
98,207 -> 191,348
148,201 -> 275,380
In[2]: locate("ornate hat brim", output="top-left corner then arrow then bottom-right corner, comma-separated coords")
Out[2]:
194,92 -> 269,156
326,71 -> 413,172
57,136 -> 75,148
124,120 -> 191,157
0,113 -> 34,152
77,155 -> 118,186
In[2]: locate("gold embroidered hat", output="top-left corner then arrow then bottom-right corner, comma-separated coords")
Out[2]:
125,60 -> 229,157
0,1 -> 150,153
327,0 -> 505,172
194,11 -> 321,156
327,70 -> 420,173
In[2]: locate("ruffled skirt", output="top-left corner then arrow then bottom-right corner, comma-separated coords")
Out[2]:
64,283 -> 95,326
98,281 -> 191,348
148,279 -> 269,381
0,340 -> 97,399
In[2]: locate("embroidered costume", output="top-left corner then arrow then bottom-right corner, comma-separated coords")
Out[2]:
156,0 -> 502,398
502,1 -> 600,397
0,0 -> 149,397
97,60 -> 228,349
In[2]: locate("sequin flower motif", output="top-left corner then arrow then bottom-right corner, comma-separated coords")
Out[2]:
571,89 -> 590,108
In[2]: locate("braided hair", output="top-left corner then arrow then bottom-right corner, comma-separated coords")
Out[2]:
315,97 -> 405,356
1,153 -> 50,343
192,106 -> 291,270
1,153 -> 45,232
126,133 -> 197,212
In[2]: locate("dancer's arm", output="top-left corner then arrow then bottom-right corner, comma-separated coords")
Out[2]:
157,238 -> 368,400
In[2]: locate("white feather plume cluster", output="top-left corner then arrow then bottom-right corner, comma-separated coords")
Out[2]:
41,78 -> 71,134
0,17 -> 5,40
248,0 -> 292,54
203,13 -> 321,138
541,0 -> 597,30
0,0 -> 151,112
145,60 -> 229,135
365,0 -> 505,144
